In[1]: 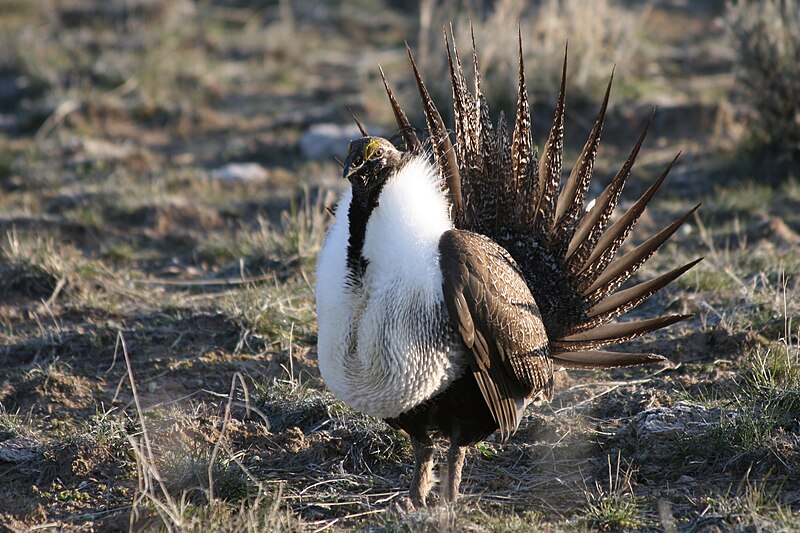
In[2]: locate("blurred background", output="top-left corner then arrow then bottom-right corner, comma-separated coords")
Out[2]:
0,0 -> 797,188
2,0 -> 798,286
1,1 -> 799,530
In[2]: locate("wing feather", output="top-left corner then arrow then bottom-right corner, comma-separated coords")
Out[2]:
439,230 -> 553,440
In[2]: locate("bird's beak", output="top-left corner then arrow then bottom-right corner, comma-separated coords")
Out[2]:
342,142 -> 357,180
342,138 -> 380,180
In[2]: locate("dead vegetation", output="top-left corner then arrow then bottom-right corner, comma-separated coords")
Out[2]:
417,0 -> 649,109
726,0 -> 800,175
1,0 -> 799,531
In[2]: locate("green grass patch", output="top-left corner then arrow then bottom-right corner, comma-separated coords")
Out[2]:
698,476 -> 800,531
585,492 -> 645,531
682,342 -> 800,467
677,266 -> 737,292
583,454 -> 646,531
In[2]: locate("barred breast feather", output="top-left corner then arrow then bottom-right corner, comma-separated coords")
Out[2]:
316,156 -> 462,419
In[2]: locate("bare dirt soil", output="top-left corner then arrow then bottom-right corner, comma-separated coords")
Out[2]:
1,1 -> 799,531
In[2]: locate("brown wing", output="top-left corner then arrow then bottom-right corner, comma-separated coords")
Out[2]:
439,230 -> 553,441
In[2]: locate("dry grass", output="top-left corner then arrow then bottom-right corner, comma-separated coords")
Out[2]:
726,0 -> 800,175
1,230 -> 76,300
691,474 -> 800,531
417,0 -> 649,112
1,0 -> 800,531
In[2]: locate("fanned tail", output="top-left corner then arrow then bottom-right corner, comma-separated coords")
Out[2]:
405,43 -> 464,227
379,31 -> 701,368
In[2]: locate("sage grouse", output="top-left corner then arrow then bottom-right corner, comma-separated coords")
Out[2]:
316,32 -> 700,507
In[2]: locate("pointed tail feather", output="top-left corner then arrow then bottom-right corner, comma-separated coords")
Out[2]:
469,26 -> 503,234
573,153 -> 680,293
552,314 -> 692,352
406,43 -> 464,226
349,108 -> 369,137
511,29 -> 538,233
583,204 -> 701,304
565,110 -> 655,276
551,350 -> 667,370
471,25 -> 495,160
532,47 -> 567,236
378,65 -> 421,153
445,27 -> 475,168
446,26 -> 485,228
552,70 -> 613,257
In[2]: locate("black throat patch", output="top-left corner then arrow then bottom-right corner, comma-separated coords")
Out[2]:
346,192 -> 378,283
345,170 -> 394,283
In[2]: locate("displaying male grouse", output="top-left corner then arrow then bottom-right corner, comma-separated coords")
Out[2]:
316,30 -> 700,508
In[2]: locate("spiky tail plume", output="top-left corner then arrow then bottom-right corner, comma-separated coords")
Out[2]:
380,28 -> 700,368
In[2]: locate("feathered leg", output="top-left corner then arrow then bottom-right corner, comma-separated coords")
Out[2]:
440,438 -> 466,504
409,435 -> 435,508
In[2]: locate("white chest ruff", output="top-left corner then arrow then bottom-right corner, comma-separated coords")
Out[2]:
331,274 -> 461,418
316,157 -> 463,419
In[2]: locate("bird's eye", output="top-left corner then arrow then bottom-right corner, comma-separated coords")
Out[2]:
374,147 -> 384,157
353,155 -> 363,167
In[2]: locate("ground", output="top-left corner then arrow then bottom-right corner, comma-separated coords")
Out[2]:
1,0 -> 799,531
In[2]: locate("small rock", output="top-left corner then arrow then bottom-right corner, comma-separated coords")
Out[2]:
633,401 -> 731,440
185,378 -> 203,389
209,162 -> 268,182
0,437 -> 41,463
0,73 -> 43,112
615,401 -> 736,471
299,123 -> 365,161
0,113 -> 19,133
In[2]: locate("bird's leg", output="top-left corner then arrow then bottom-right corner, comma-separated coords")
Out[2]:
440,438 -> 466,504
408,435 -> 435,508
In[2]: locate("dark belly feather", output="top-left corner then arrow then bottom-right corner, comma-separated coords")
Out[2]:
385,371 -> 499,447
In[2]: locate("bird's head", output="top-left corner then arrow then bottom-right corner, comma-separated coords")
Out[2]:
343,137 -> 403,196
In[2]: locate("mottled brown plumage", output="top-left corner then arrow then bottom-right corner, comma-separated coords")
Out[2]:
391,30 -> 699,352
440,230 -> 552,441
340,28 -> 701,507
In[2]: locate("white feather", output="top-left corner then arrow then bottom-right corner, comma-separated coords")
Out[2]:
316,155 -> 463,418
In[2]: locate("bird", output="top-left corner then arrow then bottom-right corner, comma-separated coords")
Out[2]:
315,29 -> 700,508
